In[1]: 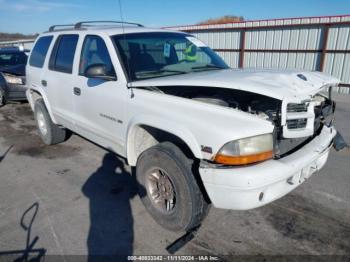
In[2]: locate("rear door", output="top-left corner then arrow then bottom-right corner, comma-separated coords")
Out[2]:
44,34 -> 79,128
27,35 -> 54,99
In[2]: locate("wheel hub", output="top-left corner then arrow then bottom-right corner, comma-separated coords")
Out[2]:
36,111 -> 48,136
146,169 -> 176,213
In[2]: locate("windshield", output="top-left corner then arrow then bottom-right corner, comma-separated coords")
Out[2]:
112,32 -> 229,81
0,52 -> 27,67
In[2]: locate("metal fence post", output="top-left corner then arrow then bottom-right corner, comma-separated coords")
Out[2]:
319,24 -> 330,72
239,30 -> 246,68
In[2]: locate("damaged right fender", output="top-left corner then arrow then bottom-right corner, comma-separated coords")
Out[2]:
126,115 -> 202,166
125,88 -> 274,166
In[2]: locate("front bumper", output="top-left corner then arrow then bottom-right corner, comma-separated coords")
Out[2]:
199,125 -> 336,210
6,83 -> 28,100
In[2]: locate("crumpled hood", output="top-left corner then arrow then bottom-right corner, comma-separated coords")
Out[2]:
130,68 -> 340,100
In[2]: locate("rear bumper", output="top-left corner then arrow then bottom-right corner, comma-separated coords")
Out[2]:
199,125 -> 336,210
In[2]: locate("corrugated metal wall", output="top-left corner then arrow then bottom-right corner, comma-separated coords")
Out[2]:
167,15 -> 350,94
1,15 -> 350,94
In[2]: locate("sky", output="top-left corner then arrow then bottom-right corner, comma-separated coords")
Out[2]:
1,0 -> 350,34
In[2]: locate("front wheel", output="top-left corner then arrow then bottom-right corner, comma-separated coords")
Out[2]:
136,142 -> 209,232
0,89 -> 6,107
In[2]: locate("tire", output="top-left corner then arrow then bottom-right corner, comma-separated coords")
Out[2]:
34,99 -> 70,145
136,142 -> 209,232
0,89 -> 6,107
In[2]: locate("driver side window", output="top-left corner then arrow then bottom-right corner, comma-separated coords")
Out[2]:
79,35 -> 116,77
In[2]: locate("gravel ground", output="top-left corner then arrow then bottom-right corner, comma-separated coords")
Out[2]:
0,94 -> 349,260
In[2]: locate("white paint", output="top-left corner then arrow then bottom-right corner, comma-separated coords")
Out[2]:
200,126 -> 336,210
26,26 -> 340,211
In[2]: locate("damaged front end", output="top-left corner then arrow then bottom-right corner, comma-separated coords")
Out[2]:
276,87 -> 334,158
136,84 -> 347,159
276,86 -> 349,157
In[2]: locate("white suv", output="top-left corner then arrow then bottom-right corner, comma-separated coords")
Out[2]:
26,21 -> 341,232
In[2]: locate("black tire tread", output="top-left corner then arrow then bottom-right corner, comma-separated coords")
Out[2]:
0,89 -> 5,107
159,142 -> 208,231
137,142 -> 209,232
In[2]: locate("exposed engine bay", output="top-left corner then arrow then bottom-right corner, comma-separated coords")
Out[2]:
139,85 -> 282,120
137,85 -> 339,158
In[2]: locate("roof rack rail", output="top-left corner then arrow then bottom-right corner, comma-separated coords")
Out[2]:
49,24 -> 75,32
74,21 -> 144,29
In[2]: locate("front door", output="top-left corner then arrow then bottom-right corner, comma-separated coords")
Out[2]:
73,34 -> 127,155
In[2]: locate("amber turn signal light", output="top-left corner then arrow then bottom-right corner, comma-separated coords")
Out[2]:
214,150 -> 273,166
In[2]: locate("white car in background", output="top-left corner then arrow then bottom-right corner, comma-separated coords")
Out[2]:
26,21 -> 345,232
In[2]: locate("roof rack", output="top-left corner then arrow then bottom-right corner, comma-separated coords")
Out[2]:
48,21 -> 144,33
74,21 -> 144,29
49,24 -> 75,32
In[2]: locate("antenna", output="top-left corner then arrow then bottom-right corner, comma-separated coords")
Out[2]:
118,0 -> 126,36
118,0 -> 134,98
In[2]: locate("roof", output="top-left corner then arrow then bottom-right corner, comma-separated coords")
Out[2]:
42,21 -> 185,36
42,26 -> 185,37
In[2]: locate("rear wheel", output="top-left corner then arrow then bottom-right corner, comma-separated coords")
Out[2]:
34,99 -> 70,145
136,142 -> 209,232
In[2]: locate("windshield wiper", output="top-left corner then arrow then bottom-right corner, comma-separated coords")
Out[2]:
191,64 -> 226,71
138,69 -> 187,76
161,69 -> 187,74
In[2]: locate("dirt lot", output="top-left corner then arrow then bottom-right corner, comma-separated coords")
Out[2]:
0,95 -> 349,260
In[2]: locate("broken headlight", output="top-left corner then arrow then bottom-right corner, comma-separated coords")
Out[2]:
213,134 -> 274,166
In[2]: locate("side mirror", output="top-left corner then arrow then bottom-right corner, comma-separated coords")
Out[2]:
84,64 -> 117,81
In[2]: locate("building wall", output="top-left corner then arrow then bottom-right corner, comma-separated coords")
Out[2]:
167,15 -> 350,94
1,15 -> 350,94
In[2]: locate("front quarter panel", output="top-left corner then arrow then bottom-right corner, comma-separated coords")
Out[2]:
126,89 -> 274,164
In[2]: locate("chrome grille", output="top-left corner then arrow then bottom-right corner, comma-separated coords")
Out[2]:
287,118 -> 308,129
287,103 -> 308,113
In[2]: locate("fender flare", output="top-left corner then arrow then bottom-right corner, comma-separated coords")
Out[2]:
126,115 -> 203,166
26,87 -> 58,124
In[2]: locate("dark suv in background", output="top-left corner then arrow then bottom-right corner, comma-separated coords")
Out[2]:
0,47 -> 28,107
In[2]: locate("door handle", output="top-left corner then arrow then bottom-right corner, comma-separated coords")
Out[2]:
41,80 -> 47,87
73,87 -> 81,96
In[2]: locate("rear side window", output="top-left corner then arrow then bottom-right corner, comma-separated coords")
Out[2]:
49,35 -> 79,74
29,36 -> 53,68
